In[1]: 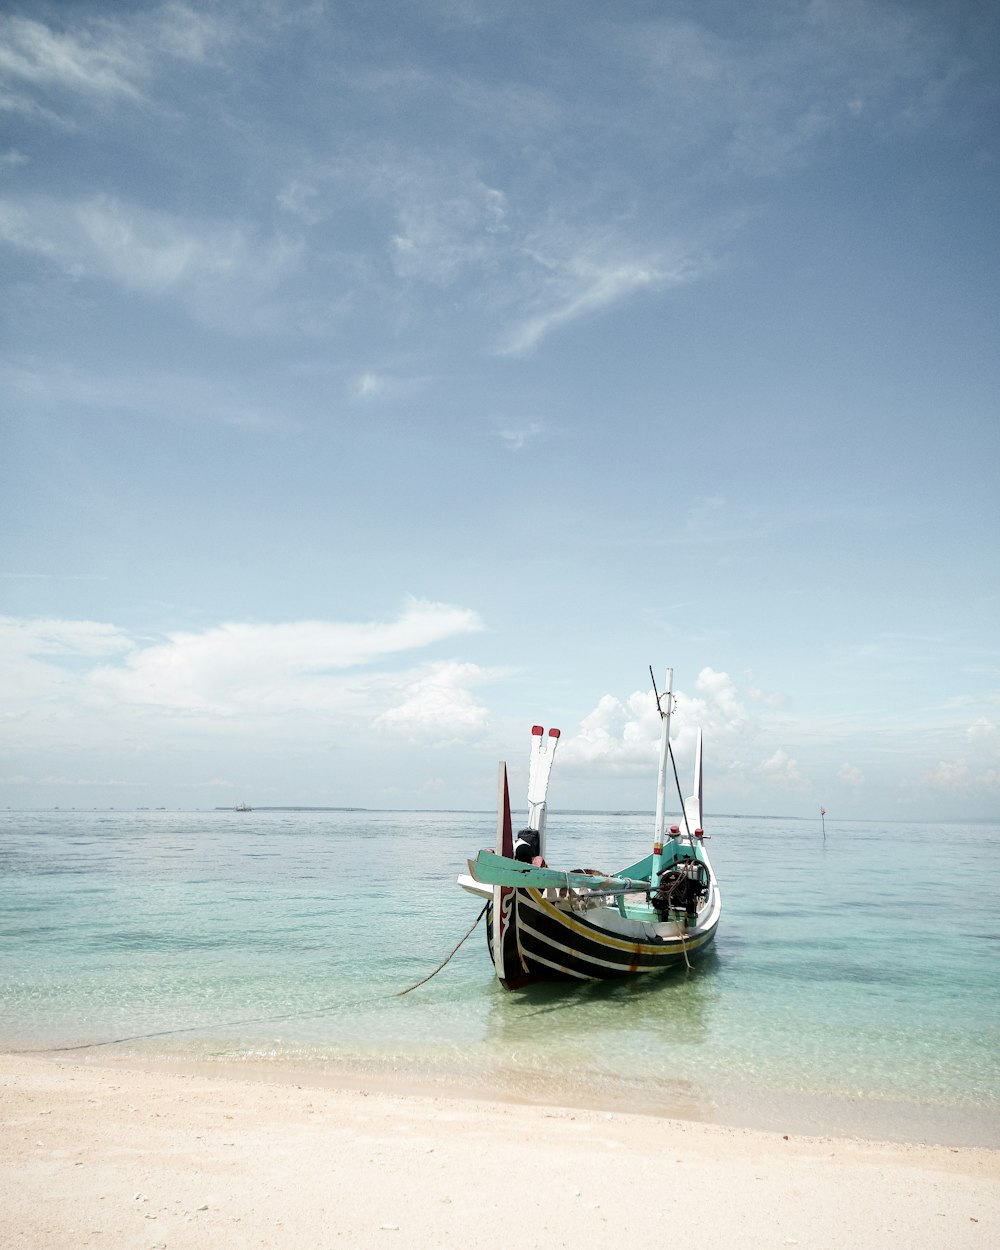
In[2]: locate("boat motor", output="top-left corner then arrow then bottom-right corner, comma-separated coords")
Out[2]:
512,828 -> 541,863
652,857 -> 710,920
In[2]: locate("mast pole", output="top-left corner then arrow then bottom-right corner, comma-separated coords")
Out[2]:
651,667 -> 673,889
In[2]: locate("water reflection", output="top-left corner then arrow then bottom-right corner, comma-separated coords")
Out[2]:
487,949 -> 720,1040
472,951 -> 723,1114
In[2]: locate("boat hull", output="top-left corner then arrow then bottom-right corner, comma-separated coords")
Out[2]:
485,886 -> 719,988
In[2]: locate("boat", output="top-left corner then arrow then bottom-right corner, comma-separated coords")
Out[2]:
235,802 -> 252,812
458,669 -> 721,988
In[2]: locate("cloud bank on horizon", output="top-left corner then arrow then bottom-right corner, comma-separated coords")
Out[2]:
1,1 -> 997,818
1,608 -> 996,815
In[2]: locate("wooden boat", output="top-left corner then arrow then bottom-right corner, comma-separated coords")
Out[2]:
458,669 -> 721,988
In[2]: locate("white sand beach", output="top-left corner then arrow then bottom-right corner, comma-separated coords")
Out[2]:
2,1053 -> 997,1250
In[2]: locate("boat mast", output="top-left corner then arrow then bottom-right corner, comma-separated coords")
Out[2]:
651,667 -> 673,887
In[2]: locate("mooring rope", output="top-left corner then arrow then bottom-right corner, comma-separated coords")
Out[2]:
396,903 -> 488,997
11,905 -> 489,1056
677,921 -> 692,971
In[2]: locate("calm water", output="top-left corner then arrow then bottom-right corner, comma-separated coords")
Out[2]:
2,809 -> 998,1146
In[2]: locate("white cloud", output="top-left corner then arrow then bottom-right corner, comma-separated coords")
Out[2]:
87,600 -> 484,717
917,718 -> 1000,796
497,422 -> 546,451
0,15 -> 143,101
758,748 -> 808,791
0,601 -> 485,735
75,195 -> 238,293
838,762 -> 865,788
388,178 -> 508,286
563,691 -> 660,775
0,615 -> 133,658
375,661 -> 491,739
354,372 -> 387,399
560,667 -> 754,777
920,760 -> 1000,794
0,200 -> 58,256
743,670 -> 789,708
0,616 -> 134,713
313,145 -> 708,355
498,243 -> 701,356
0,603 -> 498,807
921,760 -> 971,790
277,178 -> 323,224
0,193 -> 303,328
151,3 -> 232,65
620,3 -> 963,178
349,369 -> 432,404
0,6 -> 232,121
967,718 -> 998,752
77,196 -> 302,303
690,668 -> 752,733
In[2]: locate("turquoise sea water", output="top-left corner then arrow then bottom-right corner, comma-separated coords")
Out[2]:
2,809 -> 998,1146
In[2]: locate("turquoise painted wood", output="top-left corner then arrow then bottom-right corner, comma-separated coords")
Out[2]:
469,850 -> 648,894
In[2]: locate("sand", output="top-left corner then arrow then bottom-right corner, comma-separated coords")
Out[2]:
2,1053 -> 997,1250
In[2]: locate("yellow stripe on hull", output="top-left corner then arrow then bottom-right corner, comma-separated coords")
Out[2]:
524,887 -> 718,955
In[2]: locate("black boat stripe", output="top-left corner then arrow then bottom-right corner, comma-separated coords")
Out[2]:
518,919 -> 697,977
518,926 -> 689,980
518,924 -> 713,975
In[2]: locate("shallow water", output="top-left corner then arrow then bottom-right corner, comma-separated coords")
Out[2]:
2,809 -> 998,1145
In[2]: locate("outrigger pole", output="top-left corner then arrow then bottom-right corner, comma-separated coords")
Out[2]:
650,667 -> 674,889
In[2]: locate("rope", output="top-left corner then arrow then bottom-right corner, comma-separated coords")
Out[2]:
677,921 -> 692,970
11,905 -> 488,1056
396,903 -> 487,996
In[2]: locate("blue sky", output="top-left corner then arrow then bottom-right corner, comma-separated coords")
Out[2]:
1,0 -> 997,820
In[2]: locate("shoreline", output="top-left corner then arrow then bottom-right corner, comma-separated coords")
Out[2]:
5,1038 -> 999,1151
3,1053 -> 997,1250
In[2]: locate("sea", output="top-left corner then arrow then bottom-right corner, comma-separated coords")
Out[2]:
2,808 -> 998,1148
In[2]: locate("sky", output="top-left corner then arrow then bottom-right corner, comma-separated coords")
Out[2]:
1,0 -> 997,821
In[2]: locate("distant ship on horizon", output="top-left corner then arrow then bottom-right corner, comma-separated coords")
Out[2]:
234,802 -> 252,812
